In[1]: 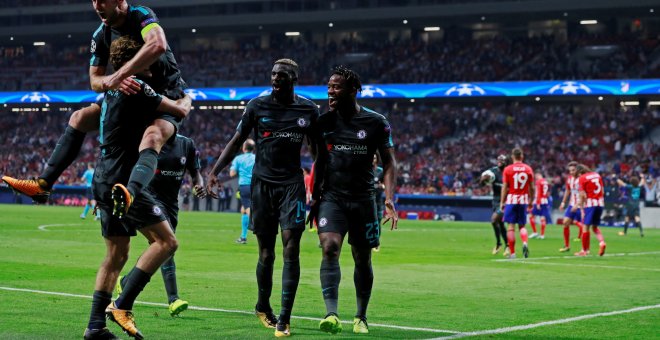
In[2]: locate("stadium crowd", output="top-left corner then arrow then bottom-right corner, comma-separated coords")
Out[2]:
0,31 -> 657,91
1,103 -> 658,206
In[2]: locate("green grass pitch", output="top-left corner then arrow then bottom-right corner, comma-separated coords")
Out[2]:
0,204 -> 658,339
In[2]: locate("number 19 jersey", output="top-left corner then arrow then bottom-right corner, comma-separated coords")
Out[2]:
502,162 -> 534,205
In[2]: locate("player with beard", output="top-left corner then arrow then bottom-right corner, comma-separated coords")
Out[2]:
206,59 -> 320,337
573,164 -> 607,256
480,154 -> 509,255
308,66 -> 398,334
500,148 -> 535,259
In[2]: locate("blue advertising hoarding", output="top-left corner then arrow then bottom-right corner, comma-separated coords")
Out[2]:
1,79 -> 659,104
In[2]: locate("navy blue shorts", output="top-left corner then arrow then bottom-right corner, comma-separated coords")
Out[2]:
239,185 -> 251,209
503,204 -> 527,225
583,206 -> 603,226
564,205 -> 582,222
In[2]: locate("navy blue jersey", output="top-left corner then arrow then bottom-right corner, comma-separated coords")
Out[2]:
489,166 -> 504,200
318,106 -> 394,200
236,94 -> 319,185
95,80 -> 162,186
90,5 -> 186,95
147,135 -> 200,212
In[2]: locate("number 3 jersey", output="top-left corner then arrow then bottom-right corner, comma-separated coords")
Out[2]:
502,162 -> 534,205
578,172 -> 605,207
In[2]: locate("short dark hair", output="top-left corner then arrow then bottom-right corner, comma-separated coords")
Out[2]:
511,148 -> 523,160
110,36 -> 142,69
274,58 -> 299,80
331,65 -> 362,93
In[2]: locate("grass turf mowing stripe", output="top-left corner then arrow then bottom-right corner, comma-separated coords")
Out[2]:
0,286 -> 461,334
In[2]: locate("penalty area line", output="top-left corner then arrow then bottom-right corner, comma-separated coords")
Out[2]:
0,286 -> 460,335
492,250 -> 660,262
428,303 -> 660,340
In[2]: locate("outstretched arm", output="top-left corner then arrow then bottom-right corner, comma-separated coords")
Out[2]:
206,131 -> 248,199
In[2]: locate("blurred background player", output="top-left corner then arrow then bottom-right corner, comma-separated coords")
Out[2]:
558,161 -> 585,252
206,59 -> 320,337
573,164 -> 607,256
80,162 -> 99,220
310,66 -> 398,335
529,171 -> 551,240
500,148 -> 535,259
614,174 -> 646,237
230,139 -> 256,244
480,154 -> 509,255
117,134 -> 205,317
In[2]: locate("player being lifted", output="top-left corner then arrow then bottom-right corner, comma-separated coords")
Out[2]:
309,66 -> 398,334
558,161 -> 586,252
529,171 -> 552,240
85,36 -> 191,340
500,148 -> 535,259
206,59 -> 320,337
480,154 -> 509,255
573,164 -> 607,256
2,0 -> 188,218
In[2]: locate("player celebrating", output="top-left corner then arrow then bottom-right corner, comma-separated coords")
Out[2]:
480,154 -> 509,255
117,134 -> 205,318
230,139 -> 256,244
573,164 -> 607,256
2,0 -> 187,216
206,59 -> 320,337
309,66 -> 398,335
500,148 -> 535,259
614,174 -> 646,237
85,36 -> 191,340
558,161 -> 585,252
529,171 -> 551,240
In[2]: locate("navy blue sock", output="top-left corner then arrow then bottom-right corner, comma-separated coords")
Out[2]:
320,258 -> 341,315
87,290 -> 111,329
126,148 -> 158,197
115,267 -> 151,310
354,263 -> 373,319
161,257 -> 179,303
256,260 -> 274,312
279,260 -> 300,324
41,125 -> 85,187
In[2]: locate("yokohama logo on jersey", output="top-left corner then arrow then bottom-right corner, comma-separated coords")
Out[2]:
505,194 -> 530,204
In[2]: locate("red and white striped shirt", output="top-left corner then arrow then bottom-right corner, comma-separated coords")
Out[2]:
503,162 -> 534,205
534,178 -> 549,205
578,172 -> 605,207
566,176 -> 580,206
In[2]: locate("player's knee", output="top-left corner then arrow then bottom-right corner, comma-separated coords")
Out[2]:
163,237 -> 179,255
321,242 -> 341,259
282,244 -> 300,261
68,109 -> 96,133
259,249 -> 276,265
142,127 -> 166,150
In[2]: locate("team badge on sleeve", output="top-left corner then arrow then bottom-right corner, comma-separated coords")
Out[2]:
90,40 -> 96,53
143,85 -> 157,97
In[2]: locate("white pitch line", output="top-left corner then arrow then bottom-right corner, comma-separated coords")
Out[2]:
37,223 -> 84,231
511,261 -> 660,272
428,303 -> 660,340
493,251 -> 660,262
0,286 -> 460,334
